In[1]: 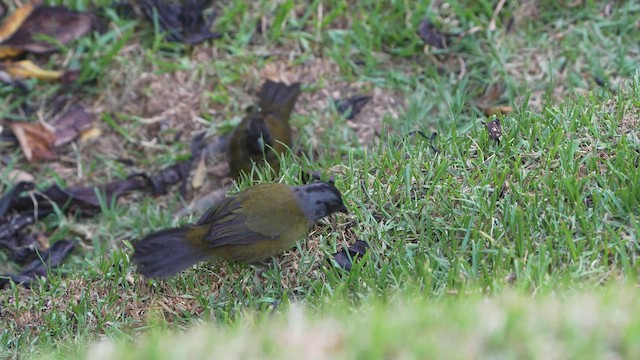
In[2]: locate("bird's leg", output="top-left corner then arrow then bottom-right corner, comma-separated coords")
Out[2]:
251,257 -> 279,282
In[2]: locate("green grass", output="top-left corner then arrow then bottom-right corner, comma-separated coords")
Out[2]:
1,0 -> 639,358
35,284 -> 640,360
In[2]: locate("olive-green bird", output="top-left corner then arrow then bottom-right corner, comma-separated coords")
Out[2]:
132,181 -> 347,278
228,80 -> 301,179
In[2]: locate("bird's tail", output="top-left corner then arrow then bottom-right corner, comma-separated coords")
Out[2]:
132,227 -> 209,278
258,80 -> 301,118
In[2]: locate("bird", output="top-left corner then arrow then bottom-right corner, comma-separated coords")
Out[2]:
132,181 -> 347,278
228,80 -> 301,179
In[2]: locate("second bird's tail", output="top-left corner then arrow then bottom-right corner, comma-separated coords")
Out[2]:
259,80 -> 301,118
132,227 -> 209,278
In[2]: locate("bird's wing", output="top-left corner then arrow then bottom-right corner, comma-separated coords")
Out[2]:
196,196 -> 277,248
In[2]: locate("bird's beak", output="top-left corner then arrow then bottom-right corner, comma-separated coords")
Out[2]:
338,204 -> 349,214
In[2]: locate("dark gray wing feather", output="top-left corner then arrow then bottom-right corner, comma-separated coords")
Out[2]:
195,196 -> 276,248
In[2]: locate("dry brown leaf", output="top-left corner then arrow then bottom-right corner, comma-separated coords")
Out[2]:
0,3 -> 93,57
52,104 -> 93,147
3,105 -> 96,162
8,121 -> 56,162
0,47 -> 23,58
0,60 -> 63,80
0,0 -> 38,43
480,105 -> 513,116
79,127 -> 102,143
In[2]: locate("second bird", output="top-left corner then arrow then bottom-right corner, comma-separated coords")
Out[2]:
228,80 -> 301,179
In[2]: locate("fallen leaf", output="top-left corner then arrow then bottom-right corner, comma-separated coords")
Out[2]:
3,105 -> 94,161
140,0 -> 221,45
335,95 -> 372,120
143,133 -> 207,196
0,60 -> 63,80
1,133 -> 209,217
10,177 -> 151,216
417,19 -> 453,49
0,134 -> 209,273
0,46 -> 22,59
52,104 -> 93,147
0,4 -> 93,57
0,184 -> 39,263
0,134 -> 211,285
0,226 -> 39,264
79,127 -> 102,143
479,105 -> 512,117
331,240 -> 370,271
0,181 -> 35,217
0,239 -> 75,289
8,121 -> 56,162
0,0 -> 38,43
